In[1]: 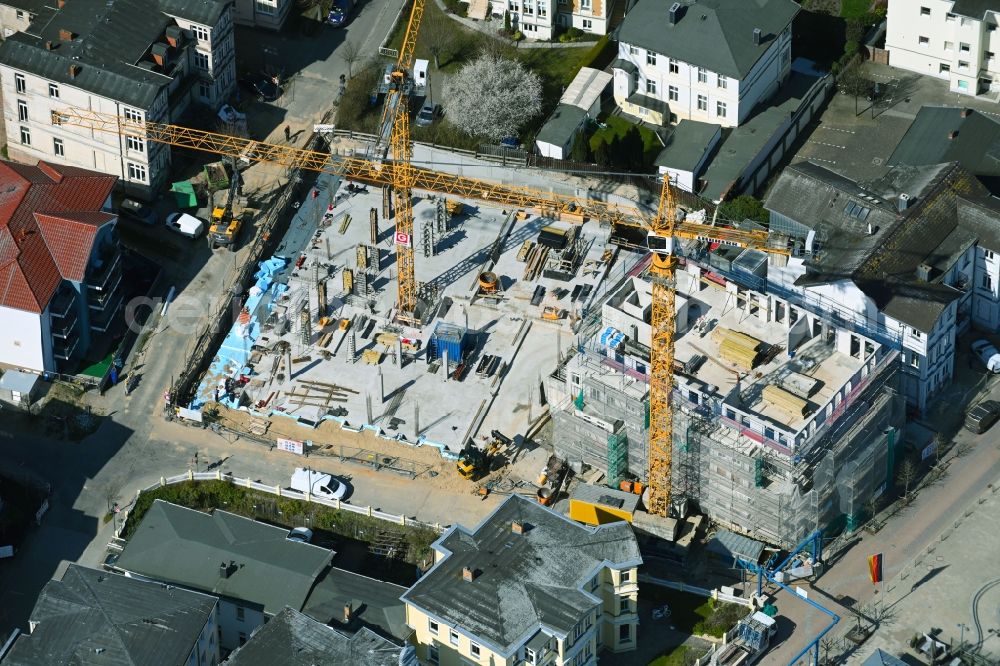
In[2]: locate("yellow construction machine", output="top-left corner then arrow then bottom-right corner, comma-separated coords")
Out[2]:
457,430 -> 511,480
208,158 -> 247,250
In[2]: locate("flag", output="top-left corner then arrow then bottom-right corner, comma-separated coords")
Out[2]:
868,553 -> 883,585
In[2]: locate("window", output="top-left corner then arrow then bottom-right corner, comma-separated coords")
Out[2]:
195,52 -> 210,70
581,18 -> 591,28
697,94 -> 707,111
621,569 -> 631,582
449,629 -> 459,645
960,42 -> 971,53
983,274 -> 993,290
918,35 -> 929,46
920,6 -> 930,15
238,632 -> 247,646
959,60 -> 970,70
428,646 -> 439,665
255,0 -> 277,15
539,1 -> 547,18
628,44 -> 637,55
958,79 -> 969,90
668,59 -> 678,74
126,135 -> 145,153
716,100 -> 727,117
910,328 -> 923,338
620,597 -> 630,612
646,79 -> 656,95
717,75 -> 727,89
697,67 -> 707,83
987,51 -> 996,61
16,9 -> 23,18
470,642 -> 481,658
127,162 -> 147,183
986,249 -> 995,260
122,107 -> 142,123
17,99 -> 27,122
192,24 -> 210,41
236,606 -> 245,622
940,63 -> 951,73
910,353 -> 921,368
428,619 -> 439,635
619,624 -> 631,643
199,81 -> 211,99
646,51 -> 656,66
944,41 -> 953,51
14,73 -> 25,93
668,85 -> 678,101
48,83 -> 59,98
525,647 -> 537,665
19,125 -> 30,145
53,137 -> 63,157
580,0 -> 590,9
946,12 -> 955,22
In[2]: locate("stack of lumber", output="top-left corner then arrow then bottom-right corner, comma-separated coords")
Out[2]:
714,327 -> 762,369
762,385 -> 809,418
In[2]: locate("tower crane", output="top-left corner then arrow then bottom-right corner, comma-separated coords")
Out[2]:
51,109 -> 788,517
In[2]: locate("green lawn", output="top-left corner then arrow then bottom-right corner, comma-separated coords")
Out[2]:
643,589 -> 746,638
78,350 -> 114,378
840,0 -> 872,19
588,115 -> 663,168
648,645 -> 692,666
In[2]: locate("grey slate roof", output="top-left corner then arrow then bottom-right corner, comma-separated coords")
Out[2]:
765,161 -> 989,332
302,567 -> 411,643
654,119 -> 721,171
616,0 -> 800,79
950,0 -> 1000,20
5,564 -> 216,666
627,91 -> 669,115
116,500 -> 334,616
0,0 -> 48,14
707,529 -> 765,563
0,0 -> 228,110
957,194 -> 1000,251
611,57 -> 638,75
226,607 -> 416,666
401,495 -> 641,657
860,649 -> 908,666
888,107 -> 1000,177
536,104 -> 588,148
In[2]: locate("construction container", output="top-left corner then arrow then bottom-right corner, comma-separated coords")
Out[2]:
762,385 -> 809,418
428,322 -> 468,362
733,249 -> 769,279
569,484 -> 640,526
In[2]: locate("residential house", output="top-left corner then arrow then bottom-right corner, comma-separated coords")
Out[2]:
506,0 -> 613,40
233,0 -> 292,31
0,160 -> 121,374
225,607 -> 417,666
653,120 -> 722,193
0,0 -> 42,37
536,67 -> 612,159
612,0 -> 798,126
885,0 -> 1000,97
5,564 -> 220,666
765,160 -> 1000,410
402,494 -> 642,666
0,0 -> 236,199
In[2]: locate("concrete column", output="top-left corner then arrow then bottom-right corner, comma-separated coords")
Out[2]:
377,367 -> 385,404
396,338 -> 403,366
365,392 -> 373,423
414,403 -> 420,440
441,348 -> 449,382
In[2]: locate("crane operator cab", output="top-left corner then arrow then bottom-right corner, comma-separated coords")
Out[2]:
647,231 -> 676,273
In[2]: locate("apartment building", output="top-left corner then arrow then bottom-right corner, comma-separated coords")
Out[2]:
612,0 -> 798,126
233,0 -> 292,31
6,564 -> 221,666
0,160 -> 121,374
506,0 -> 613,40
0,0 -> 42,37
0,0 -> 236,199
886,0 -> 1000,97
402,495 -> 642,666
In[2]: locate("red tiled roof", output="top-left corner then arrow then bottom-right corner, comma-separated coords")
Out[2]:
0,161 -> 118,314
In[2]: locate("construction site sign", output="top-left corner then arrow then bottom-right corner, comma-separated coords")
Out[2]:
394,231 -> 411,246
277,438 -> 305,455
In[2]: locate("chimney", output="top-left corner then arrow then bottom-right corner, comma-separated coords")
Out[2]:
462,566 -> 474,582
57,0 -> 65,7
961,108 -> 972,118
58,28 -> 74,41
151,42 -> 170,67
68,64 -> 81,78
668,1 -> 680,24
219,563 -> 230,579
165,25 -> 183,48
343,603 -> 353,622
897,193 -> 910,212
916,263 -> 932,282
511,520 -> 524,535
753,28 -> 762,45
949,130 -> 959,140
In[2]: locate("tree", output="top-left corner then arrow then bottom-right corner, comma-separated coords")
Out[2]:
717,194 -> 770,226
341,40 -> 362,79
423,5 -> 455,70
444,53 -> 542,142
591,136 -> 610,166
898,458 -> 918,499
503,10 -> 511,33
570,130 -> 590,162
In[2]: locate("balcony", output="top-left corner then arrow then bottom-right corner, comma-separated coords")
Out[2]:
53,334 -> 79,361
51,314 -> 79,339
49,287 -> 77,319
86,251 -> 121,293
89,291 -> 123,333
88,272 -> 122,312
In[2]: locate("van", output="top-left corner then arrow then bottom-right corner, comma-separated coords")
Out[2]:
165,212 -> 205,239
964,400 -> 1000,434
119,198 -> 157,225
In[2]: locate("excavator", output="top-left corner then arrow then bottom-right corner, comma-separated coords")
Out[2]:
208,157 -> 248,250
457,430 -> 511,480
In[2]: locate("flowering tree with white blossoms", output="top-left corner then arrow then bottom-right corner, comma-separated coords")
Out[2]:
444,53 -> 543,142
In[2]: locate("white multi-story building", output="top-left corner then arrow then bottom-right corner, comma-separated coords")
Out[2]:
611,0 -> 798,126
0,0 -> 40,37
233,0 -> 292,31
0,0 -> 236,199
886,0 -> 1000,97
504,0 -> 613,39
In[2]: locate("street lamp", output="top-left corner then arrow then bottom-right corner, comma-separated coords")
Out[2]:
958,623 -> 967,648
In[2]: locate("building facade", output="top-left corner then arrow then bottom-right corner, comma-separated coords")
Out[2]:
612,0 -> 798,126
0,0 -> 41,37
0,160 -> 121,374
233,0 -> 292,30
0,0 -> 236,199
402,495 -> 641,666
886,0 -> 1000,97
505,0 -> 613,40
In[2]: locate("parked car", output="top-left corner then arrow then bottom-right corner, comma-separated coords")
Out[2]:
971,339 -> 1000,373
965,400 -> 1000,434
217,104 -> 247,126
165,212 -> 205,239
415,100 -> 439,127
118,198 -> 157,225
290,468 -> 347,500
286,527 -> 314,543
240,74 -> 281,102
326,0 -> 355,27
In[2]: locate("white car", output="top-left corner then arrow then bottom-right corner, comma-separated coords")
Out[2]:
217,104 -> 247,126
972,339 -> 1000,373
165,212 -> 205,239
290,468 -> 347,500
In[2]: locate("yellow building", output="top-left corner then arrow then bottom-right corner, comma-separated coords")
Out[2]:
401,495 -> 642,666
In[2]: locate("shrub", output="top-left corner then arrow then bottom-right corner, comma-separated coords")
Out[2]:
512,30 -> 524,41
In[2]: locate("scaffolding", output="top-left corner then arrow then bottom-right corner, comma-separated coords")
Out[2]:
607,430 -> 628,488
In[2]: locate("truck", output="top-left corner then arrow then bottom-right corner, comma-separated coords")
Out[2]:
711,612 -> 777,666
208,158 -> 250,250
290,468 -> 347,500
